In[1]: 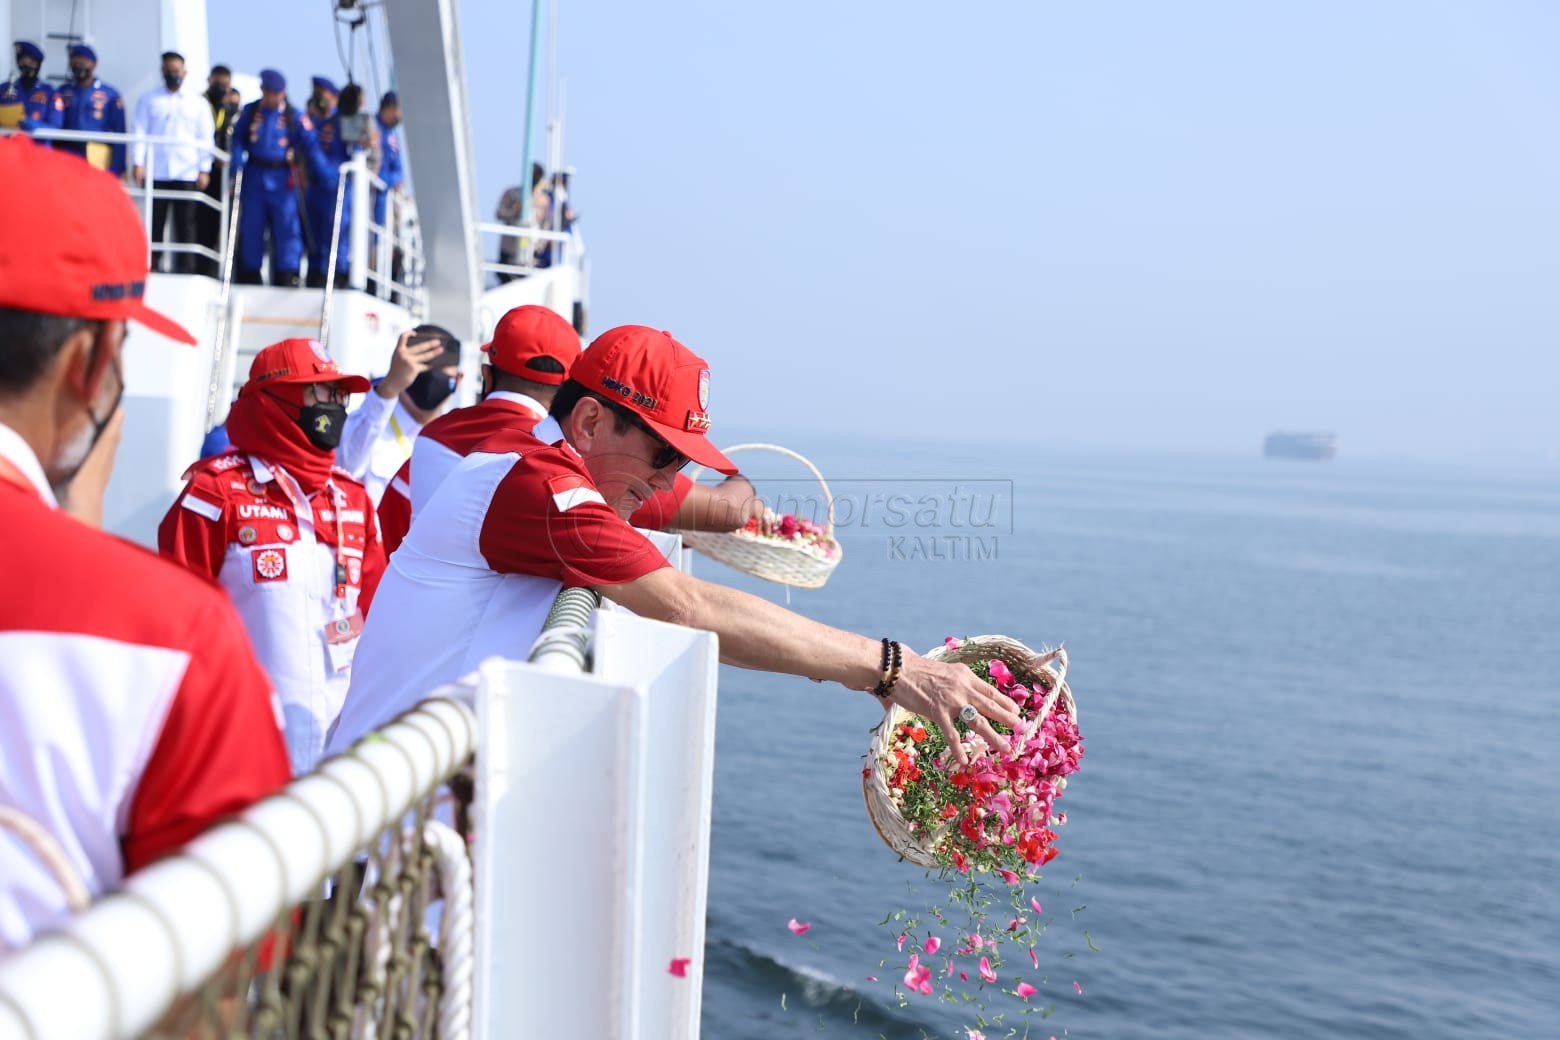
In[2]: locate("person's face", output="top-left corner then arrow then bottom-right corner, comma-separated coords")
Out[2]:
209,72 -> 231,94
47,321 -> 126,487
16,54 -> 40,81
161,57 -> 185,84
380,103 -> 401,129
575,398 -> 688,516
303,382 -> 348,406
227,88 -> 241,106
260,87 -> 284,109
69,58 -> 95,83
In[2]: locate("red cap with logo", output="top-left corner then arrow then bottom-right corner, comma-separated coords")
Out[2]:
569,325 -> 737,475
239,338 -> 372,396
0,135 -> 196,344
481,304 -> 581,385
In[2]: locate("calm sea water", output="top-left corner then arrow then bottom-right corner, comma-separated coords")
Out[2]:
694,438 -> 1560,1039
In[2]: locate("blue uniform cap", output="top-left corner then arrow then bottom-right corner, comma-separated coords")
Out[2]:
68,44 -> 96,63
311,76 -> 338,94
14,41 -> 43,64
259,68 -> 286,92
380,90 -> 398,107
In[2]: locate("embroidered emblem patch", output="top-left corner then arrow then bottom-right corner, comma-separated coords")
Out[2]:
276,523 -> 294,542
252,548 -> 287,582
308,339 -> 331,362
237,525 -> 258,544
698,368 -> 710,410
347,557 -> 362,584
246,478 -> 267,496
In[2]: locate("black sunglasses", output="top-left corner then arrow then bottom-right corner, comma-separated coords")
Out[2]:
593,394 -> 690,471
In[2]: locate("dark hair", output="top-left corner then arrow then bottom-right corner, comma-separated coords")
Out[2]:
489,355 -> 564,399
531,162 -> 546,189
548,379 -> 633,435
161,51 -> 184,64
0,308 -> 93,398
210,64 -> 231,78
338,83 -> 363,116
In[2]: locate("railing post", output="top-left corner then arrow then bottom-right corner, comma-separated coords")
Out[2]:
349,155 -> 371,292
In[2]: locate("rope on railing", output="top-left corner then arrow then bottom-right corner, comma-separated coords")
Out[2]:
527,587 -> 600,673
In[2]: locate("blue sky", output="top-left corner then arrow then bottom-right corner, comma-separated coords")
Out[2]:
210,1 -> 1560,462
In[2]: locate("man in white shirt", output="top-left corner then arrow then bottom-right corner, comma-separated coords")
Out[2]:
337,325 -> 461,504
130,52 -> 215,274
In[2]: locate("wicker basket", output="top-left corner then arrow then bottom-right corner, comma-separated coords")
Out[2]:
863,636 -> 1076,869
680,443 -> 843,589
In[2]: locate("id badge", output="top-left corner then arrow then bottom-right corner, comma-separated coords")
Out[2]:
324,610 -> 364,673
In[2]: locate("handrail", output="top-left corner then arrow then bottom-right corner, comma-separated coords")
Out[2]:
204,167 -> 244,432
0,126 -> 232,165
320,163 -> 352,343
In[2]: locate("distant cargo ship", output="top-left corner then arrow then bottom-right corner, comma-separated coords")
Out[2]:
1264,431 -> 1337,460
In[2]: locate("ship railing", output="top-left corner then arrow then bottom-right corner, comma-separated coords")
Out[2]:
0,588 -> 718,1040
475,219 -> 581,284
0,126 -> 233,276
332,152 -> 428,317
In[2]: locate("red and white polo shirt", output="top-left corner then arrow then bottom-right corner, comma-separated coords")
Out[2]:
0,424 -> 290,952
329,427 -> 669,750
377,391 -> 550,556
158,453 -> 385,775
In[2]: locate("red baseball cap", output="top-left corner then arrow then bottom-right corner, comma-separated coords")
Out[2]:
0,135 -> 196,344
570,325 -> 737,475
481,304 -> 581,385
240,338 -> 372,396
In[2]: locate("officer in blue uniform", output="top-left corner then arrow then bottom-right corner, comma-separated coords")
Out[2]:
306,82 -> 375,288
53,45 -> 126,173
303,75 -> 340,284
1,41 -> 63,132
373,92 -> 403,228
230,69 -> 320,287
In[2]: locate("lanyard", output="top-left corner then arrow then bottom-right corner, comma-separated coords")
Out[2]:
389,412 -> 412,457
315,483 -> 350,601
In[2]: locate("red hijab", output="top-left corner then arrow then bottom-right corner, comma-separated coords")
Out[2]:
225,383 -> 336,493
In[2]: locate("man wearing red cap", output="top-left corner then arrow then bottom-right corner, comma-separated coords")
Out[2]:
0,136 -> 290,950
158,338 -> 386,775
329,325 -> 1019,758
376,305 -> 767,556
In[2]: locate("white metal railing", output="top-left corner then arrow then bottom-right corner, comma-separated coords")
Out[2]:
0,695 -> 476,1040
476,219 -> 580,283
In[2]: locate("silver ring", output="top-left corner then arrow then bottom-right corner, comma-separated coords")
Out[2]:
958,704 -> 979,724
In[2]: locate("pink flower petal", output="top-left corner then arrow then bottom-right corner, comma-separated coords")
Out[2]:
1028,946 -> 1039,969
1016,981 -> 1038,998
1030,897 -> 1043,914
959,970 -> 969,981
978,956 -> 997,984
866,975 -> 877,983
897,932 -> 907,951
667,957 -> 691,977
967,1031 -> 987,1040
923,936 -> 941,955
996,869 -> 1020,885
1073,980 -> 1084,995
787,918 -> 811,935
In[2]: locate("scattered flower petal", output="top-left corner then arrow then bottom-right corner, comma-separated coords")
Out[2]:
1030,897 -> 1043,914
667,958 -> 691,977
1016,981 -> 1038,998
1028,946 -> 1039,969
787,919 -> 811,935
896,932 -> 907,952
923,936 -> 941,955
978,956 -> 998,984
866,975 -> 877,983
1073,979 -> 1084,995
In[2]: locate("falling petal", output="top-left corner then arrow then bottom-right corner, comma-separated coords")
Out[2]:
966,1031 -> 987,1040
668,958 -> 691,978
924,936 -> 941,955
897,932 -> 907,952
1029,946 -> 1038,969
996,869 -> 1020,885
866,976 -> 877,983
1074,980 -> 1084,995
978,956 -> 998,984
787,919 -> 811,935
1030,897 -> 1043,914
1016,981 -> 1038,998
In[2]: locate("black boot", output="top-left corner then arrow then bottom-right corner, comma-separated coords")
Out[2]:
276,270 -> 302,288
235,268 -> 263,285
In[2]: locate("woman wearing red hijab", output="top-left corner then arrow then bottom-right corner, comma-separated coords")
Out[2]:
159,339 -> 385,775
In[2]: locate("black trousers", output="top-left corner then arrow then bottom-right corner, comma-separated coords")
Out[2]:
194,163 -> 224,277
151,179 -> 199,274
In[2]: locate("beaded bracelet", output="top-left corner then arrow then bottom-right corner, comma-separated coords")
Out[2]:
873,639 -> 903,699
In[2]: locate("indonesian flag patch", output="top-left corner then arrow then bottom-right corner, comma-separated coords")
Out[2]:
252,548 -> 288,583
547,473 -> 605,513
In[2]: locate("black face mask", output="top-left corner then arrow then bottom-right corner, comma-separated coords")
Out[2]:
298,402 -> 348,450
406,370 -> 457,412
17,63 -> 39,83
71,65 -> 93,83
206,83 -> 227,104
163,72 -> 184,90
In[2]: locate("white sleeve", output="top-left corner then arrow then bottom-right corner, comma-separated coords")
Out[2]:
197,99 -> 215,173
131,94 -> 150,169
336,389 -> 396,478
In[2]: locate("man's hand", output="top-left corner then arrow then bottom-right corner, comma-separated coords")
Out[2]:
375,330 -> 447,400
196,171 -> 210,191
132,165 -> 145,187
58,409 -> 125,529
885,650 -> 1023,768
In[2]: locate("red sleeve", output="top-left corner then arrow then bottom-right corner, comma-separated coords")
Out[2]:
157,471 -> 228,581
478,453 -> 669,588
628,472 -> 693,530
358,491 -> 387,614
377,458 -> 413,557
122,593 -> 291,872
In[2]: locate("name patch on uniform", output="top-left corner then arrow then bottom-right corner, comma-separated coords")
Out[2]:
180,494 -> 223,523
238,503 -> 290,520
252,548 -> 288,582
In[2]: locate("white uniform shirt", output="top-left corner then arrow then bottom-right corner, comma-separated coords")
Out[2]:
130,84 -> 215,180
338,390 -> 422,505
